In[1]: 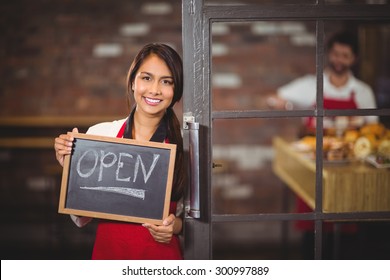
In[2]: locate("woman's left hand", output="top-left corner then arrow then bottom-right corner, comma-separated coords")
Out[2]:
143,214 -> 181,243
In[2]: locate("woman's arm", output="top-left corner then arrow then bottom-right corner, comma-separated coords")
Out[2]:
55,127 -> 94,227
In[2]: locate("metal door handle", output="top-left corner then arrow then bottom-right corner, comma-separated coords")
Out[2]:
188,121 -> 200,218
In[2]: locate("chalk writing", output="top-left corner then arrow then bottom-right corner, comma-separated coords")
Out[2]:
134,154 -> 160,184
76,149 -> 160,184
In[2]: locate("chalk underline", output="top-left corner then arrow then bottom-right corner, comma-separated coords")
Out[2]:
80,186 -> 146,200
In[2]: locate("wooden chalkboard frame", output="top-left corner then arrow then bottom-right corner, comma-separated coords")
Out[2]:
58,132 -> 176,225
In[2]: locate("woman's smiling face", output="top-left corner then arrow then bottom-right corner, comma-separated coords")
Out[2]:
132,54 -> 174,117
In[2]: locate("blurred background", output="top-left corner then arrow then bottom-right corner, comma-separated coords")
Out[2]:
1,0 -> 389,259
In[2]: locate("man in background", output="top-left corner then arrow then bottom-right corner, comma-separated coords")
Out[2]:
268,30 -> 377,136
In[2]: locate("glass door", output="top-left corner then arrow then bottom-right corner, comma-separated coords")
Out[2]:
182,0 -> 390,260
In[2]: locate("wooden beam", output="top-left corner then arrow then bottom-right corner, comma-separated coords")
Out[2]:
0,137 -> 55,149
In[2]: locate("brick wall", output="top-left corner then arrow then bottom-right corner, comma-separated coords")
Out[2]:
0,0 -> 182,117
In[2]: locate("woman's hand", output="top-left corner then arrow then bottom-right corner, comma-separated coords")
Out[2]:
143,214 -> 182,244
54,127 -> 78,167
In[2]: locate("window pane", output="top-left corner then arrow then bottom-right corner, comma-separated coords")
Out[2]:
212,221 -> 302,260
206,0 -> 315,4
325,0 -> 388,4
212,117 -> 311,215
212,21 -> 316,111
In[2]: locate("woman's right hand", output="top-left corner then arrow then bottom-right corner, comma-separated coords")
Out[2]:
54,127 -> 78,167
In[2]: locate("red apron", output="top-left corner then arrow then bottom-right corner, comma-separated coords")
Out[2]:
91,121 -> 182,259
296,91 -> 358,232
304,91 -> 358,131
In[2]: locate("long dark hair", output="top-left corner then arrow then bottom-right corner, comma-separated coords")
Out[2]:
126,43 -> 185,201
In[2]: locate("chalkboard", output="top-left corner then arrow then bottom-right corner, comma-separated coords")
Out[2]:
58,133 -> 176,225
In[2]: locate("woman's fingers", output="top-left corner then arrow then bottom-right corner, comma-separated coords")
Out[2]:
143,216 -> 175,243
54,128 -> 77,167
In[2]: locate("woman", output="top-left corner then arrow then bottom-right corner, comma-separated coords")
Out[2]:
54,43 -> 185,259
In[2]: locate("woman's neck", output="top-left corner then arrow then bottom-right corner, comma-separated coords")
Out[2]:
132,110 -> 162,141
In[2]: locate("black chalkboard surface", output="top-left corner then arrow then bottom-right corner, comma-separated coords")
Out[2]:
58,133 -> 176,225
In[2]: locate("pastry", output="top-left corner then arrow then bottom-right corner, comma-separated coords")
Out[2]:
353,136 -> 373,159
